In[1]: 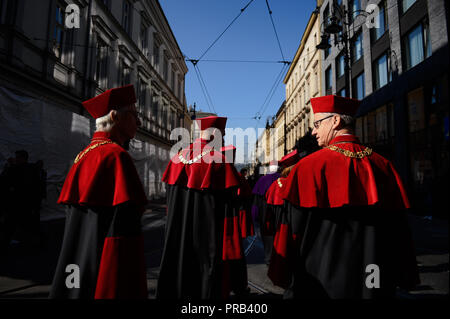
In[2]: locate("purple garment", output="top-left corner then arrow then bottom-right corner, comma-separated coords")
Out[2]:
251,172 -> 280,220
252,172 -> 280,195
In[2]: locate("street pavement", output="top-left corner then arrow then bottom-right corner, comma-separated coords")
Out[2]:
0,204 -> 448,299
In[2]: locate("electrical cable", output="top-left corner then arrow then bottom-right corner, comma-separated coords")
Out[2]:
197,0 -> 256,62
264,0 -> 285,61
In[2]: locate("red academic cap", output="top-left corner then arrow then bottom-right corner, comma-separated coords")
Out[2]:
196,116 -> 227,133
279,150 -> 300,167
221,145 -> 237,163
310,95 -> 361,117
82,84 -> 137,119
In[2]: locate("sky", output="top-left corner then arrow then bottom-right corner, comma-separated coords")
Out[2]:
159,0 -> 316,161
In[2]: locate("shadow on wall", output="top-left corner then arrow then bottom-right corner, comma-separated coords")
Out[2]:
0,86 -> 93,221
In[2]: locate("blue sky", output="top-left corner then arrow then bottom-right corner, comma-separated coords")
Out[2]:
160,0 -> 316,124
159,0 -> 316,161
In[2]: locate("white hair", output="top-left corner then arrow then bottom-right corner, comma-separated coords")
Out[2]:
95,107 -> 130,132
95,111 -> 115,132
319,112 -> 355,128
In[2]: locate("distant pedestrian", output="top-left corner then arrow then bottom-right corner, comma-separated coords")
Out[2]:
251,161 -> 280,265
0,151 -> 37,251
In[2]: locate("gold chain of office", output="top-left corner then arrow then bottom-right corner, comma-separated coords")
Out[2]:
74,141 -> 117,164
178,149 -> 212,165
277,178 -> 283,188
326,145 -> 373,159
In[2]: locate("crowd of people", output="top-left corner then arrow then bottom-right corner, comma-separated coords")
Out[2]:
0,151 -> 46,253
47,85 -> 419,299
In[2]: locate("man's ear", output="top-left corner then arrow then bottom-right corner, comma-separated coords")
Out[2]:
110,110 -> 119,123
332,115 -> 342,130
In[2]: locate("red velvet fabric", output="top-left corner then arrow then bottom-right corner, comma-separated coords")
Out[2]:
279,150 -> 300,168
162,139 -> 240,190
222,216 -> 244,260
239,209 -> 254,238
266,178 -> 286,206
94,235 -> 148,299
58,132 -> 148,210
82,84 -> 136,119
196,116 -> 227,132
282,135 -> 410,209
310,95 -> 360,116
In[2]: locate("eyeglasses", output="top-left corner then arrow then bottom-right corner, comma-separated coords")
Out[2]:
313,115 -> 334,129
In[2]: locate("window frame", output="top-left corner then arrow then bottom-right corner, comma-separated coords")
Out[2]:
325,66 -> 333,91
370,0 -> 388,43
53,2 -> 66,61
351,31 -> 363,63
352,72 -> 365,100
122,0 -> 132,36
400,0 -> 417,15
402,19 -> 432,71
336,53 -> 345,78
373,52 -> 391,91
95,38 -> 109,89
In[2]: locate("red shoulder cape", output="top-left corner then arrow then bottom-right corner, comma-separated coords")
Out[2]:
282,135 -> 410,209
266,177 -> 286,206
58,132 -> 148,209
162,139 -> 240,190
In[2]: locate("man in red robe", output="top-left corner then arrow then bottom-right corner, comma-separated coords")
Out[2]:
157,116 -> 243,299
50,85 -> 148,299
282,95 -> 419,298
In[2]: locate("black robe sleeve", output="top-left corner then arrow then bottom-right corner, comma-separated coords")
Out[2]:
49,201 -> 147,299
156,184 -> 244,299
284,202 -> 420,299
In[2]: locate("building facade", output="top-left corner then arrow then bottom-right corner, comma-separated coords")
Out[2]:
319,0 -> 449,214
0,0 -> 190,218
283,3 -> 323,153
274,101 -> 286,160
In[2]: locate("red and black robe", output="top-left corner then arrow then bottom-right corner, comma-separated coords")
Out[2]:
281,135 -> 420,299
156,138 -> 246,299
265,177 -> 297,289
50,131 -> 148,299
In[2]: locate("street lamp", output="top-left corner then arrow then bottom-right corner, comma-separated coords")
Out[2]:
316,2 -> 370,98
316,34 -> 331,51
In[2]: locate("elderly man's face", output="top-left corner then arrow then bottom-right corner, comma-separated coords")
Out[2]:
311,113 -> 336,147
116,104 -> 141,140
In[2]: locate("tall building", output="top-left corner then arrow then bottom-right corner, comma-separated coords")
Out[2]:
318,0 -> 449,213
274,101 -> 286,159
283,2 -> 323,152
0,0 -> 190,219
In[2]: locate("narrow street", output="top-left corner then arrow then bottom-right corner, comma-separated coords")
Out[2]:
0,204 -> 447,299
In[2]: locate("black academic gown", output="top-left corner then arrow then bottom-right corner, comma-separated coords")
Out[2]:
50,132 -> 148,299
156,139 -> 243,299
49,202 -> 146,299
284,205 -> 418,298
282,135 -> 419,299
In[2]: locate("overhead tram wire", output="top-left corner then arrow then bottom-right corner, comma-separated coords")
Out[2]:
264,0 -> 285,62
193,66 -> 214,114
193,59 -> 290,64
186,54 -> 214,114
195,64 -> 217,114
254,62 -> 289,121
259,63 -> 288,118
196,0 -> 256,62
